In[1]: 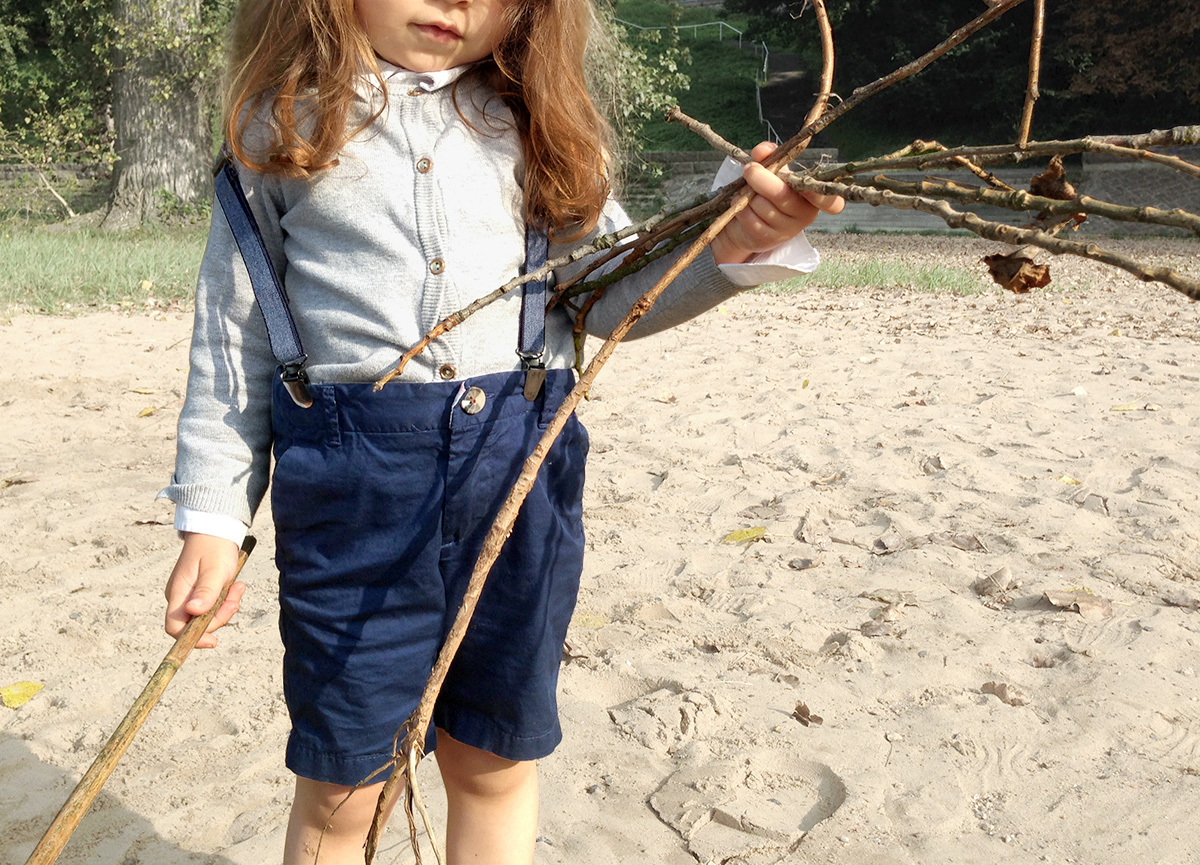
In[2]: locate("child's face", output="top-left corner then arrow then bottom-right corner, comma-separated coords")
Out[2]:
355,0 -> 513,73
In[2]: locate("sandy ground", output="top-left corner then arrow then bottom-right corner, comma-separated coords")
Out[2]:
2,234 -> 1199,865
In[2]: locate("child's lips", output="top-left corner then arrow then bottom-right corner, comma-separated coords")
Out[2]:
414,22 -> 461,43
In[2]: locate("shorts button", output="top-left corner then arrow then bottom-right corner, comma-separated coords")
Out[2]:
438,363 -> 457,380
460,386 -> 486,415
416,157 -> 433,173
429,258 -> 445,275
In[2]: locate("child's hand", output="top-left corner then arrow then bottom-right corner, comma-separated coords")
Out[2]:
709,142 -> 845,266
164,533 -> 246,649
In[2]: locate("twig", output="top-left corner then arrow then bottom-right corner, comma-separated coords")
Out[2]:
762,0 -> 1030,173
858,174 -> 1200,236
365,178 -> 764,863
787,174 -> 1200,300
366,4 -> 843,857
1017,0 -> 1045,148
665,107 -> 748,162
373,214 -> 669,388
813,128 -> 1200,181
921,141 -> 1015,190
33,167 -> 78,219
24,538 -> 257,865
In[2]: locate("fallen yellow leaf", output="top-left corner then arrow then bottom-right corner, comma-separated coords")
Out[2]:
1057,475 -> 1082,486
1110,402 -> 1139,412
722,526 -> 767,545
129,388 -> 156,395
137,407 -> 156,418
2,681 -> 43,709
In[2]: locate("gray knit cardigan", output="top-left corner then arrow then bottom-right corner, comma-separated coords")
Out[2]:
162,66 -> 750,528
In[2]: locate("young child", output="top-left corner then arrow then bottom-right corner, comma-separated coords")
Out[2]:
161,0 -> 843,862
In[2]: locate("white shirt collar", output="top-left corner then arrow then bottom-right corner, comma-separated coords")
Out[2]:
376,60 -> 471,92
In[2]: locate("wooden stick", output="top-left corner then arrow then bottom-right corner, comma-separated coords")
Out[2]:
24,537 -> 257,865
1017,0 -> 1045,148
365,4 -> 844,861
787,174 -> 1200,299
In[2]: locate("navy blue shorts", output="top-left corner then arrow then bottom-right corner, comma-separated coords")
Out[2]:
270,369 -> 588,786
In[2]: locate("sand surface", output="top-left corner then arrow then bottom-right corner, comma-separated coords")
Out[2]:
2,234 -> 1199,864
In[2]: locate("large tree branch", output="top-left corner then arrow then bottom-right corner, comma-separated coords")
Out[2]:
814,129 -> 1200,180
787,174 -> 1200,299
857,174 -> 1200,237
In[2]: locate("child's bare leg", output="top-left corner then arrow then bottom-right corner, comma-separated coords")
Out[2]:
435,729 -> 538,865
283,776 -> 400,865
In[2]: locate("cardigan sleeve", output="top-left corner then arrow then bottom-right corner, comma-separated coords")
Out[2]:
554,197 -> 749,341
158,158 -> 286,527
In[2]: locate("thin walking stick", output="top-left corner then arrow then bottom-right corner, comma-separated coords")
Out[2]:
23,536 -> 257,865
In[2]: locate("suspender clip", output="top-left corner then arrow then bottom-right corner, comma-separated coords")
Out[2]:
518,351 -> 546,401
212,142 -> 233,177
281,362 -> 314,409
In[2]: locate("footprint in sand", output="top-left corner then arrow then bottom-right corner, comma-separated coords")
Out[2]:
649,752 -> 846,864
607,686 -> 727,755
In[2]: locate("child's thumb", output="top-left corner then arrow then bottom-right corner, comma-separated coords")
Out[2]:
185,568 -> 227,615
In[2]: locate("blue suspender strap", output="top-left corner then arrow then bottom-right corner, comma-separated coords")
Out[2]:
519,226 -> 549,400
212,146 -> 313,408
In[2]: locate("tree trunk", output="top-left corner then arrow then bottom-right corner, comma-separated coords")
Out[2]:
102,0 -> 210,231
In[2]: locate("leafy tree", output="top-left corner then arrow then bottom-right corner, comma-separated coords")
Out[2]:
719,0 -> 1198,156
102,0 -> 231,229
1062,0 -> 1199,129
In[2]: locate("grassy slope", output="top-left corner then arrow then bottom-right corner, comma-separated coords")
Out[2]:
616,0 -> 767,152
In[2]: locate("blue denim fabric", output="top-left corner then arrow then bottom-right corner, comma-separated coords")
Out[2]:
270,369 -> 587,786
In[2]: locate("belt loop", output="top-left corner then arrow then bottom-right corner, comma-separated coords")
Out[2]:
323,386 -> 341,449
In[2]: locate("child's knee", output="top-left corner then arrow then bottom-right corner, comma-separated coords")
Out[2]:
435,730 -> 537,799
291,776 -> 394,829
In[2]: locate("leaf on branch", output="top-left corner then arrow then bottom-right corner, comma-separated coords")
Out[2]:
982,252 -> 1052,294
1030,155 -> 1077,201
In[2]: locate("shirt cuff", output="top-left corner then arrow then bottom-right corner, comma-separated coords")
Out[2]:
711,156 -> 822,287
175,506 -> 248,546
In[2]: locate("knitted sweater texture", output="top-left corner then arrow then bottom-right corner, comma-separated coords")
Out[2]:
163,66 -> 748,527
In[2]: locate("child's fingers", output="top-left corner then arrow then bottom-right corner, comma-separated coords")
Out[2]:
745,141 -> 845,215
742,162 -> 808,217
198,581 -> 246,649
803,189 -> 845,215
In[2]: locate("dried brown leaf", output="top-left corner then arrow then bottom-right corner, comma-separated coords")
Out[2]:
1029,155 -> 1078,200
792,701 -> 823,727
983,252 -> 1052,294
1043,589 -> 1113,620
981,681 -> 1030,707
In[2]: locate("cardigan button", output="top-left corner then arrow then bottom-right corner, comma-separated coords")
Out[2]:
407,88 -> 423,97
429,258 -> 445,275
438,363 -> 457,381
416,157 -> 433,173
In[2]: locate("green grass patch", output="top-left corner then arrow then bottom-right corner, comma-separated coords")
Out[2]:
761,259 -> 991,296
630,39 -> 766,152
0,224 -> 207,314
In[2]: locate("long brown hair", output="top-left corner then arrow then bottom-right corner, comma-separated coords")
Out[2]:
223,0 -> 612,237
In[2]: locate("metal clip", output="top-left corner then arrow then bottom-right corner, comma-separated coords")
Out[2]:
212,141 -> 233,177
519,352 -> 546,401
281,362 -> 313,409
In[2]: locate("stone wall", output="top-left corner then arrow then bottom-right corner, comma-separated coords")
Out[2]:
1077,147 -> 1200,236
